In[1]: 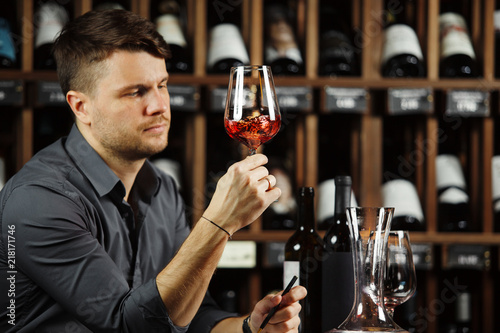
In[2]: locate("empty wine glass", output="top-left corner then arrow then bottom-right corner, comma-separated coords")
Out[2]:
224,65 -> 281,155
384,230 -> 417,317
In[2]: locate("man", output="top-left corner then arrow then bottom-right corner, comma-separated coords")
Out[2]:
0,9 -> 305,333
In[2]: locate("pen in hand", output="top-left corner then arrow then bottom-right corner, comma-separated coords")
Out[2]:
257,275 -> 298,333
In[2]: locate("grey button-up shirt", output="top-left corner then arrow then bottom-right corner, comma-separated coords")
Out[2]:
0,125 -> 235,332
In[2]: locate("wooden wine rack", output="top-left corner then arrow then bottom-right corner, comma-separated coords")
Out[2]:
1,0 -> 500,332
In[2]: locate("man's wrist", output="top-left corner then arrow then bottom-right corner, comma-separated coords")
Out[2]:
242,315 -> 252,333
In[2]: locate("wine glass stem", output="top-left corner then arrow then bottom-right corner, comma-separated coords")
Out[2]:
249,148 -> 257,156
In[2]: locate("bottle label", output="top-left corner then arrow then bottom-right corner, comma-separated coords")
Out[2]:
436,154 -> 467,190
0,19 -> 15,62
382,179 -> 424,220
321,252 -> 354,330
207,23 -> 249,68
381,24 -> 424,65
439,187 -> 469,204
283,260 -> 300,288
156,14 -> 187,47
35,4 -> 68,48
492,156 -> 500,203
317,179 -> 357,224
495,10 -> 500,30
265,45 -> 303,65
439,13 -> 476,60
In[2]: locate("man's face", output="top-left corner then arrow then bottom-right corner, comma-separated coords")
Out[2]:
86,50 -> 171,161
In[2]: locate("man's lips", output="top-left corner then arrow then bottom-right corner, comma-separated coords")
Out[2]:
144,123 -> 167,133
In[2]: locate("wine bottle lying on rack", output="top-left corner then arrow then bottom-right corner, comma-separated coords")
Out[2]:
436,154 -> 472,232
34,3 -> 69,70
156,0 -> 192,73
439,12 -> 478,77
381,0 -> 425,77
264,3 -> 304,76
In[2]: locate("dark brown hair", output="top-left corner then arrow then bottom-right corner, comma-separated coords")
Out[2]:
53,9 -> 171,96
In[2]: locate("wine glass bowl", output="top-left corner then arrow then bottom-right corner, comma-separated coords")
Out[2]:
224,65 -> 281,155
384,230 -> 417,317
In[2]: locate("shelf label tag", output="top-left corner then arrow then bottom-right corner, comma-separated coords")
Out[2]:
37,81 -> 66,106
210,86 -> 312,112
210,87 -> 228,112
274,86 -> 312,112
411,243 -> 433,270
445,89 -> 489,117
217,241 -> 256,268
168,85 -> 199,111
0,80 -> 23,106
324,87 -> 367,113
387,88 -> 433,115
446,244 -> 491,270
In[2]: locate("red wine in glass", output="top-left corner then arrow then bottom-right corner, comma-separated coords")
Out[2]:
225,113 -> 281,154
224,65 -> 281,155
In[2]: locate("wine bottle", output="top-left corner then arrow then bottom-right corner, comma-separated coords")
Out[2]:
264,3 -> 304,76
382,179 -> 425,231
284,187 -> 323,333
445,292 -> 472,333
492,156 -> 500,232
455,292 -> 472,333
156,0 -> 192,73
0,17 -> 16,69
206,3 -> 249,74
439,12 -> 478,77
436,154 -> 471,232
322,176 -> 354,332
262,167 -> 296,230
317,178 -> 357,230
318,1 -> 358,77
381,0 -> 425,77
34,3 -> 69,70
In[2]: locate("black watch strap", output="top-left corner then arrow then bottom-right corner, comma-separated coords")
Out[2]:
242,315 -> 252,333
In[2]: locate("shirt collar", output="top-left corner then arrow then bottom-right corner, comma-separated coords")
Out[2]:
65,124 -> 160,201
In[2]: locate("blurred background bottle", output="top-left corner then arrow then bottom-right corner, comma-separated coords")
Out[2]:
156,0 -> 192,73
322,176 -> 354,332
264,2 -> 304,76
206,2 -> 249,74
284,187 -> 323,333
381,0 -> 425,77
34,3 -> 68,70
318,0 -> 359,76
439,12 -> 478,77
436,154 -> 471,232
0,17 -> 16,69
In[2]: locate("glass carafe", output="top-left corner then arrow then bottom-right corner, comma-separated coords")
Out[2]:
328,207 -> 408,333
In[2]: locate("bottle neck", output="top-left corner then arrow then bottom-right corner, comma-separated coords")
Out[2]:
297,188 -> 316,232
334,176 -> 352,220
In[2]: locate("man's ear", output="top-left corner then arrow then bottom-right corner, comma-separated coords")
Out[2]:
67,90 -> 91,125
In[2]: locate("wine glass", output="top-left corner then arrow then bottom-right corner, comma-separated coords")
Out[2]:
383,230 -> 417,317
224,65 -> 281,155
